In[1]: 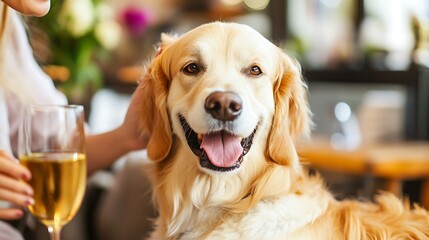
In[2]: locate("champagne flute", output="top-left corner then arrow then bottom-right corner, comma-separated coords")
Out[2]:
18,105 -> 86,240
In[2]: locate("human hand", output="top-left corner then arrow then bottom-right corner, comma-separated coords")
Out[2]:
118,81 -> 150,151
85,81 -> 150,173
0,150 -> 34,220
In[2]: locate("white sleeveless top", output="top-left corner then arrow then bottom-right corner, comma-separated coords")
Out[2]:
0,8 -> 67,156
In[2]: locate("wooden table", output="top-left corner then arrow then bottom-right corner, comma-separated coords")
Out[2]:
297,138 -> 429,208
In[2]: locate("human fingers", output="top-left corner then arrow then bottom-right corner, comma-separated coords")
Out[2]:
120,78 -> 149,150
0,208 -> 25,220
0,174 -> 33,196
0,188 -> 34,209
128,82 -> 145,112
0,150 -> 31,180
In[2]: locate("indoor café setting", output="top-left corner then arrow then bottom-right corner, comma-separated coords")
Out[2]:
1,0 -> 429,239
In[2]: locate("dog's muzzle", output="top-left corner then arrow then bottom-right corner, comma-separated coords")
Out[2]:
179,114 -> 257,172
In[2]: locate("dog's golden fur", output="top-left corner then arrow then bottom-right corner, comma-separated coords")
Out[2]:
139,22 -> 429,239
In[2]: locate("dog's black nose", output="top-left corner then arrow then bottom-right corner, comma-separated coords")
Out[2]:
205,91 -> 242,122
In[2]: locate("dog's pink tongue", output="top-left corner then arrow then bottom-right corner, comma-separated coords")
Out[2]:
200,132 -> 243,167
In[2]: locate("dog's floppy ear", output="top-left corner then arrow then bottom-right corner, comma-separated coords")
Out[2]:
160,33 -> 178,47
139,35 -> 177,161
267,51 -> 312,168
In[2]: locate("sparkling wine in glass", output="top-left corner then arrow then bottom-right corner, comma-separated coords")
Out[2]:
18,105 -> 86,240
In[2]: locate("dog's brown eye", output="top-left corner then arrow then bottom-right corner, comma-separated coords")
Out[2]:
184,63 -> 200,75
249,66 -> 262,76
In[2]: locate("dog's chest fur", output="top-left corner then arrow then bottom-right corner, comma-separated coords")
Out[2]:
149,157 -> 332,240
185,189 -> 330,240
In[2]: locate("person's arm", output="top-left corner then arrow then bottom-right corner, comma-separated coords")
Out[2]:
85,84 -> 149,175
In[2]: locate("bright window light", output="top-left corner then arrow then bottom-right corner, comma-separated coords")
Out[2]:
334,102 -> 352,123
220,0 -> 243,6
243,0 -> 270,10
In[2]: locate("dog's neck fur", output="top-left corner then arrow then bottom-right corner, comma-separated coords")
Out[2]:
150,137 -> 321,239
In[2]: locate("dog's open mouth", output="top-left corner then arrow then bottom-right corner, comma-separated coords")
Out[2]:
179,115 -> 257,172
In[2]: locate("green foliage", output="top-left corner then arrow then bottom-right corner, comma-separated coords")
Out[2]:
32,0 -> 117,103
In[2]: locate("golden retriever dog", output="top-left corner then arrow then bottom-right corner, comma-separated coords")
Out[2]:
139,22 -> 429,239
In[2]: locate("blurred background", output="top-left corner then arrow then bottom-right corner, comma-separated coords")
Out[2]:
25,0 -> 429,239
28,0 -> 429,141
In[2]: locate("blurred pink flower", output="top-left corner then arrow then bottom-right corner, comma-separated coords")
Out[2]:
121,6 -> 151,37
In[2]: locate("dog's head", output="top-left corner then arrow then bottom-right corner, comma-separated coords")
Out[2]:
140,22 -> 311,175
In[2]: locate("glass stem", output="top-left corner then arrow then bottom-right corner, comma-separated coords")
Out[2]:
48,225 -> 61,240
